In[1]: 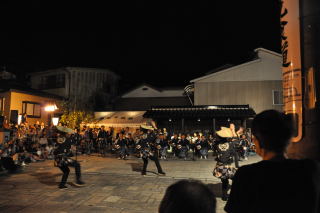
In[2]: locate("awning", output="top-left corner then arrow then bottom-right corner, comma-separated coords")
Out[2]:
92,111 -> 152,127
143,105 -> 255,119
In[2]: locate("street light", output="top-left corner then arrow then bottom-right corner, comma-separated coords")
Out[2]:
44,103 -> 58,126
52,117 -> 59,126
44,104 -> 58,112
18,115 -> 22,125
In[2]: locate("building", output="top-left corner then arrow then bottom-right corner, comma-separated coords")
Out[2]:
143,105 -> 255,135
27,67 -> 120,109
0,80 -> 62,126
190,48 -> 283,113
88,111 -> 153,134
84,84 -> 190,131
113,84 -> 191,111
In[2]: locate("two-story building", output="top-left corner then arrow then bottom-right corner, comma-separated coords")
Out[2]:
190,48 -> 283,114
28,67 -> 120,109
0,79 -> 62,126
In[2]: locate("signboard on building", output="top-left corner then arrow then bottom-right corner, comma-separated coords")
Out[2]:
280,0 -> 303,142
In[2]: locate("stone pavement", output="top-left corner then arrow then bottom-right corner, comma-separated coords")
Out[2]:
0,153 -> 261,213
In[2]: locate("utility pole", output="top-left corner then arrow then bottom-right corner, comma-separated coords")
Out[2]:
280,0 -> 320,160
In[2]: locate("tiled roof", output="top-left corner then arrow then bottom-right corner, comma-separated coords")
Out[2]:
143,105 -> 255,118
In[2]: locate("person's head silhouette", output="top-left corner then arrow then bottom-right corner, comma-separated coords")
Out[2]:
251,110 -> 294,159
159,180 -> 216,213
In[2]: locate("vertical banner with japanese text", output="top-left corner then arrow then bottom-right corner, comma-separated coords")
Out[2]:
280,0 -> 303,142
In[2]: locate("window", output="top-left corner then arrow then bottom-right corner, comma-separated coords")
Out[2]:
142,87 -> 148,91
0,97 -> 4,114
22,101 -> 41,118
39,74 -> 65,89
272,90 -> 284,105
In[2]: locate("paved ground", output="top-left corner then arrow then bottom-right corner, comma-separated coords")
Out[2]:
0,153 -> 261,213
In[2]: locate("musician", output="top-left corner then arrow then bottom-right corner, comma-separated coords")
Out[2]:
208,134 -> 215,155
134,134 -> 142,158
195,135 -> 209,159
115,133 -> 128,160
169,134 -> 179,157
212,127 -> 238,201
157,133 -> 169,160
124,127 -> 131,137
84,127 -> 94,154
229,123 -> 241,168
97,126 -> 108,155
175,134 -> 190,160
189,133 -> 198,160
239,134 -> 250,160
126,133 -> 135,154
137,134 -> 166,176
54,131 -> 85,189
72,129 -> 82,146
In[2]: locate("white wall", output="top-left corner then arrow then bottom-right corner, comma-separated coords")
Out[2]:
122,85 -> 184,98
191,48 -> 282,83
192,48 -> 283,113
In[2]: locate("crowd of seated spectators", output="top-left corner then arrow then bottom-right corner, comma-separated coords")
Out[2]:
0,122 -> 56,173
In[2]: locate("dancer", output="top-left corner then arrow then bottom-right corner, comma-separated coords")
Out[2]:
213,127 -> 238,201
137,134 -> 166,176
54,127 -> 85,189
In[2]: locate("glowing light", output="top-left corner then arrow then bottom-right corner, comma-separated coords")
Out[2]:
18,115 -> 22,125
207,106 -> 218,109
52,117 -> 59,126
45,104 -> 58,112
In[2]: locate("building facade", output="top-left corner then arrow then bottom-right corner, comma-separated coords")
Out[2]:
113,84 -> 191,111
191,48 -> 283,113
28,67 -> 120,109
0,89 -> 61,126
143,105 -> 255,135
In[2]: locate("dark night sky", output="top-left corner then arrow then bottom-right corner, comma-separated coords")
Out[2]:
1,1 -> 281,90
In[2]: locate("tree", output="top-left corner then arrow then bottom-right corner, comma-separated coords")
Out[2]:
58,101 -> 94,129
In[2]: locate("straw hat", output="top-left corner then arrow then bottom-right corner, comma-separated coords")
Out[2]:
56,126 -> 74,134
140,125 -> 154,130
216,127 -> 233,138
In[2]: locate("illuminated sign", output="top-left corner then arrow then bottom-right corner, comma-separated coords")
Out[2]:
280,0 -> 303,142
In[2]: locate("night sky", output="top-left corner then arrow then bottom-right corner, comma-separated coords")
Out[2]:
1,1 -> 281,90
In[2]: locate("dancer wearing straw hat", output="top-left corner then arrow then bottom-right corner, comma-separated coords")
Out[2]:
53,126 -> 85,189
213,126 -> 238,201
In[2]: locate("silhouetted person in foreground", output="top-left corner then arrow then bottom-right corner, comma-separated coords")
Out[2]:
159,180 -> 216,213
225,110 -> 320,213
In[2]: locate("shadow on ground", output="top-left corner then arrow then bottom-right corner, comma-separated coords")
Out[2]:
127,162 -> 143,172
29,172 -> 60,186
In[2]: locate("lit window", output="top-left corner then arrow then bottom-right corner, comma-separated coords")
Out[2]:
22,101 -> 41,118
272,90 -> 284,105
0,97 -> 4,113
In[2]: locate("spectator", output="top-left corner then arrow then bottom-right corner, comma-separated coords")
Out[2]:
159,180 -> 216,213
225,110 -> 320,213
